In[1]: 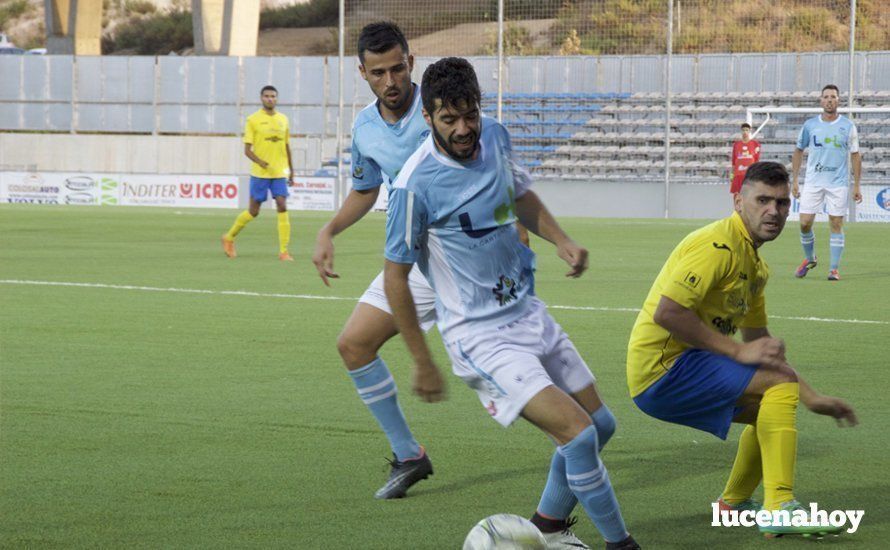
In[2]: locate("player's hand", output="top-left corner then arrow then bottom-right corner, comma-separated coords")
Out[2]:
734,337 -> 786,368
312,231 -> 339,286
853,187 -> 863,203
412,362 -> 446,403
557,240 -> 589,278
807,395 -> 858,427
791,182 -> 800,199
288,176 -> 295,187
260,161 -> 270,170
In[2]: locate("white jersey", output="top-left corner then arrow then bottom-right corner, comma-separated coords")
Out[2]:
796,115 -> 859,188
350,84 -> 430,194
384,117 -> 535,340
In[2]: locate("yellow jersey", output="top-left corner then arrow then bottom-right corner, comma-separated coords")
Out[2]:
243,110 -> 290,178
626,212 -> 769,397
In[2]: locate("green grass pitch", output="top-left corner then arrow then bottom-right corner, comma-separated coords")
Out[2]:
1,204 -> 888,548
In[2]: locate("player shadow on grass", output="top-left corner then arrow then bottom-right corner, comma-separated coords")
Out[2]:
601,430 -> 839,493
408,465 -> 545,498
602,440 -> 741,492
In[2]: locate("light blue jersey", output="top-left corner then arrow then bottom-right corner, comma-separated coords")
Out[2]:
351,84 -> 431,193
795,115 -> 860,188
385,118 -> 536,340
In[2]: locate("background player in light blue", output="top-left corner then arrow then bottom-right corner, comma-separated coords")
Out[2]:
311,22 -> 435,500
791,84 -> 862,281
384,57 -> 639,550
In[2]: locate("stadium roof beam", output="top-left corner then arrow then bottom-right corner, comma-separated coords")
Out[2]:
192,0 -> 260,56
44,0 -> 102,55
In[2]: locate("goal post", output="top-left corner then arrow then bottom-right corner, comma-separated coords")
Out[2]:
746,106 -> 890,223
746,107 -> 890,140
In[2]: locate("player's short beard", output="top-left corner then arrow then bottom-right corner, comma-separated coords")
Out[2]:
431,121 -> 479,161
382,86 -> 410,111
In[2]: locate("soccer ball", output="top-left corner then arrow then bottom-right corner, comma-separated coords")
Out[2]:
462,514 -> 547,550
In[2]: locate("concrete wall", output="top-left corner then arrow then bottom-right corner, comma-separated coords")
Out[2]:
533,179 -> 732,219
0,133 -> 336,176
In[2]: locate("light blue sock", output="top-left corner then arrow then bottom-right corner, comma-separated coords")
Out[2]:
348,357 -> 421,461
591,404 -> 617,448
537,405 -> 618,520
800,230 -> 815,262
561,425 -> 628,543
829,232 -> 844,270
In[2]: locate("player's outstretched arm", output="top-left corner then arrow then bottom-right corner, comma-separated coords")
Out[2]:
740,327 -> 857,427
655,296 -> 786,368
312,187 -> 381,286
795,373 -> 859,427
514,190 -> 588,277
384,259 -> 446,403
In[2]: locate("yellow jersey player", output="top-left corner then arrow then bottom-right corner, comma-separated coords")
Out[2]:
627,161 -> 858,538
222,85 -> 295,260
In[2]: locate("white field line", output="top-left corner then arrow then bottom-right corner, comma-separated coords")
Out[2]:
2,279 -> 887,326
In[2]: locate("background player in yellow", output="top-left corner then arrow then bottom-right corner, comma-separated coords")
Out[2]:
626,161 -> 858,538
222,85 -> 295,261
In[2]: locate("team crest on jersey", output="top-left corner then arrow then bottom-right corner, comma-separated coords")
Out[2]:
417,129 -> 430,146
492,275 -> 519,306
353,165 -> 364,179
682,271 -> 702,288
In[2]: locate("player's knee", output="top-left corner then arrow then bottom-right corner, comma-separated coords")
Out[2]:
561,422 -> 599,453
336,330 -> 375,367
591,405 -> 616,449
768,365 -> 798,387
553,415 -> 594,447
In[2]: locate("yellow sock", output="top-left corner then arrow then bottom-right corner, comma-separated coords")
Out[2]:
756,382 -> 799,510
226,210 -> 254,241
277,211 -> 291,254
721,424 -> 762,504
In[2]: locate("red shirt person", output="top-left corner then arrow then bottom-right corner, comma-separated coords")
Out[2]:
730,123 -> 761,193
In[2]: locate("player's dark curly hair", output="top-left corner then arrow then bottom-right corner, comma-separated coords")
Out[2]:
421,57 -> 481,116
358,21 -> 409,63
742,161 -> 789,188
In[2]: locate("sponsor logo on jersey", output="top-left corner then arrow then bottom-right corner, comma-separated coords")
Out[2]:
712,316 -> 737,335
814,135 -> 844,149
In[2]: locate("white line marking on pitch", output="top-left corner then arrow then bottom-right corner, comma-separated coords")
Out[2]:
2,279 -> 887,326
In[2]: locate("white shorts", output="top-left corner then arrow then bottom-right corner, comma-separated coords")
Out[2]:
443,298 -> 596,427
359,264 -> 437,332
799,185 -> 849,217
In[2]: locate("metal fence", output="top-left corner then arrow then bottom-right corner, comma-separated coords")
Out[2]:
6,51 -> 889,133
